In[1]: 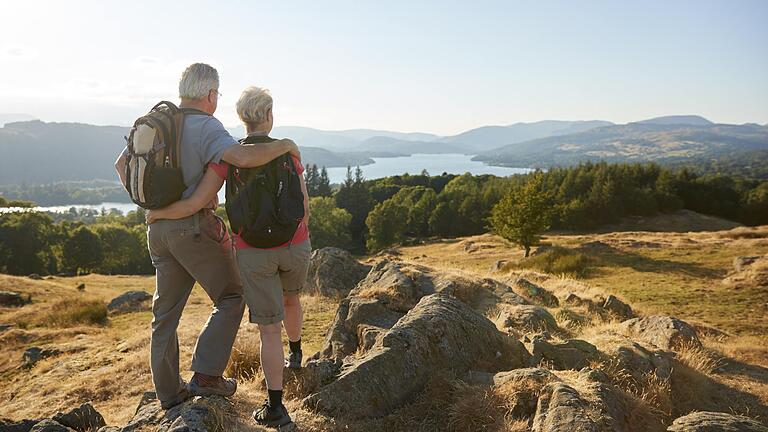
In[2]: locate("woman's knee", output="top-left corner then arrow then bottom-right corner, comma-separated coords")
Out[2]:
283,293 -> 301,307
257,322 -> 282,335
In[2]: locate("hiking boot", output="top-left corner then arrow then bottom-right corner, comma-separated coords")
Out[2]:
161,383 -> 191,410
285,351 -> 302,369
188,375 -> 237,397
252,400 -> 293,428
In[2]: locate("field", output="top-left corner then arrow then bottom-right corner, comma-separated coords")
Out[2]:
1,223 -> 767,429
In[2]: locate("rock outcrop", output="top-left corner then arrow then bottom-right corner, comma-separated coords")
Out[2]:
497,305 -> 559,333
22,347 -> 60,369
318,261 -> 434,360
0,418 -> 39,432
119,392 -> 235,432
531,383 -> 599,432
602,294 -> 634,319
52,403 -> 106,432
29,420 -> 74,432
619,315 -> 701,350
514,278 -> 559,307
0,291 -> 30,307
531,337 -> 600,370
306,247 -> 371,297
303,293 -> 531,419
668,411 -> 768,432
107,291 -> 152,315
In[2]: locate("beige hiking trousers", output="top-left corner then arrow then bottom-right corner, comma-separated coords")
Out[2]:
146,210 -> 245,404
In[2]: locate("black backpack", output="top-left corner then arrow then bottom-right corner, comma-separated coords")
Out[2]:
124,101 -> 186,209
225,135 -> 305,248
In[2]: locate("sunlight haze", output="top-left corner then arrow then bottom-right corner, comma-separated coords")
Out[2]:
1,0 -> 766,134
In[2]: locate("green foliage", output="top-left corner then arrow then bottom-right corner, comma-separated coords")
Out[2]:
308,197 -> 352,249
0,212 -> 59,275
335,166 -> 374,252
0,196 -> 35,207
92,223 -> 152,274
305,164 -> 333,197
365,199 -> 408,251
490,174 -> 551,256
62,226 -> 103,274
512,247 -> 591,278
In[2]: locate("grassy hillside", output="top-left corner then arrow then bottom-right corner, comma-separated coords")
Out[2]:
1,224 -> 767,429
474,122 -> 768,167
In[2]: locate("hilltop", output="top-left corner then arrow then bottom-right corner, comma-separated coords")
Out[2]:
1,223 -> 767,431
3,115 -> 767,187
0,121 -> 372,184
474,120 -> 768,167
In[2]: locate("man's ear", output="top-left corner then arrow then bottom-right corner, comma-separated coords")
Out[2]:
268,108 -> 273,123
208,90 -> 216,104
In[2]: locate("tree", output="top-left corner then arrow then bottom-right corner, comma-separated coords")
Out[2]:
93,223 -> 148,274
365,199 -> 408,251
62,226 -> 103,274
308,197 -> 352,249
428,202 -> 456,237
0,212 -> 58,275
317,167 -> 332,197
490,175 -> 551,257
304,164 -> 320,196
335,166 -> 373,252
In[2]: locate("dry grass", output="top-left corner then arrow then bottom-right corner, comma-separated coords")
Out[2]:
675,342 -> 724,375
0,274 -> 339,426
225,331 -> 262,381
39,298 -> 108,328
447,381 -> 512,431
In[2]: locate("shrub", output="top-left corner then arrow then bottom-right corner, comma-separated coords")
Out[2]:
225,332 -> 262,381
513,247 -> 591,278
42,298 -> 108,327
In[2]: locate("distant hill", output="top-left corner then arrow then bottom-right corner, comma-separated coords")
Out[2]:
0,121 -> 373,184
441,120 -> 615,152
356,136 -> 467,155
473,122 -> 768,167
271,120 -> 613,154
272,126 -> 440,151
0,113 -> 37,127
634,115 -> 713,126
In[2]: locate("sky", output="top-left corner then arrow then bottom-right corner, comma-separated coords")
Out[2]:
0,0 -> 766,135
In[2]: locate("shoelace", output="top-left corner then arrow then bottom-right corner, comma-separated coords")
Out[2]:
254,400 -> 271,419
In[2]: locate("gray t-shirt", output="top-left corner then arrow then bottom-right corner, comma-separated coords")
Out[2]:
123,112 -> 237,199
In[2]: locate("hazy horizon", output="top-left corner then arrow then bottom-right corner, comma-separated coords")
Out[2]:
1,0 -> 767,135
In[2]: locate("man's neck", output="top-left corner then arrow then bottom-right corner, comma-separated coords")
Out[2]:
179,99 -> 213,114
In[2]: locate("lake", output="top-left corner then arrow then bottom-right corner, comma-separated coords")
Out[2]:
324,153 -> 530,184
1,154 -> 530,215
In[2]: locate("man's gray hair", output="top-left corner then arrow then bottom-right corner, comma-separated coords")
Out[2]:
237,86 -> 273,125
178,63 -> 219,100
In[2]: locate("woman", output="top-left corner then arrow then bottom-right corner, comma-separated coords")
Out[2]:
147,86 -> 309,429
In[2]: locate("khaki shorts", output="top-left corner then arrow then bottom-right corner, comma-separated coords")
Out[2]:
236,239 -> 312,325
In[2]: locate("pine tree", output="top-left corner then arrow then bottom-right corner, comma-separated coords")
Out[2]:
490,174 -> 551,257
317,166 -> 332,197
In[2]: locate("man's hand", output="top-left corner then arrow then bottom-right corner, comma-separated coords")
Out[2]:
145,210 -> 158,225
222,138 -> 301,168
283,139 -> 301,158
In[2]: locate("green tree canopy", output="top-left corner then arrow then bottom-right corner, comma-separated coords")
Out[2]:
490,174 -> 551,257
62,225 -> 103,274
308,197 -> 352,249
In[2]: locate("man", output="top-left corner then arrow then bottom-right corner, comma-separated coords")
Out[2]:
114,63 -> 300,409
